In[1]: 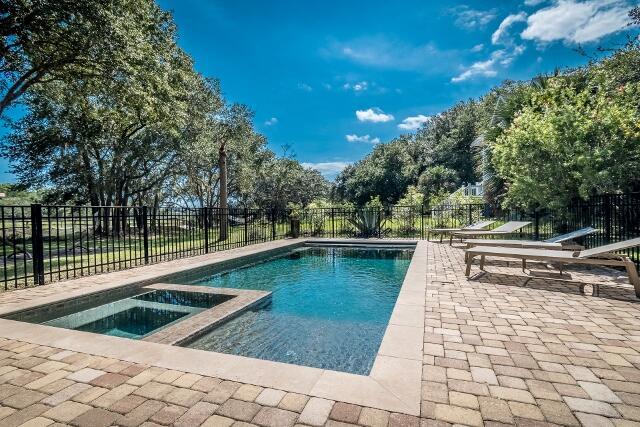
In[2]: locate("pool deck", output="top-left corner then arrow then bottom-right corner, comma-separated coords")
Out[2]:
0,239 -> 638,425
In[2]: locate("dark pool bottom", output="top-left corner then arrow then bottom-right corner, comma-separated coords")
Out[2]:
181,245 -> 414,375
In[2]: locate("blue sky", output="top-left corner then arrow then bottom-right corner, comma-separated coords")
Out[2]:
1,0 -> 637,182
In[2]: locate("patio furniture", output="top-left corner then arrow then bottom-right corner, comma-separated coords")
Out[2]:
463,227 -> 599,251
428,220 -> 495,243
450,221 -> 531,245
464,238 -> 640,297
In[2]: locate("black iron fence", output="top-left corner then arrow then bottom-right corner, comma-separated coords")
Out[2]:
1,193 -> 639,290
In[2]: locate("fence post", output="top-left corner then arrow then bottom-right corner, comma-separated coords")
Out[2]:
203,206 -> 209,253
331,208 -> 335,238
534,209 -> 540,241
420,205 -> 424,240
603,194 -> 612,243
142,206 -> 149,264
468,204 -> 473,225
271,208 -> 276,240
378,208 -> 382,238
30,204 -> 45,286
244,208 -> 248,244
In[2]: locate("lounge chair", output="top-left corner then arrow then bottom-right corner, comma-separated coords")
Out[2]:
463,227 -> 599,250
428,220 -> 495,243
450,221 -> 531,245
464,238 -> 640,297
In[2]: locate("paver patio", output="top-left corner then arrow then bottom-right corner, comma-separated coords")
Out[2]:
0,240 -> 639,426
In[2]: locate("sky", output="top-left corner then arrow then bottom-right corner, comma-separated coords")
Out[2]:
1,0 -> 638,182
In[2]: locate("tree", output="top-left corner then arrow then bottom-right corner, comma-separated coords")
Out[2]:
416,100 -> 481,187
630,6 -> 639,26
417,166 -> 459,200
492,49 -> 640,210
3,0 -> 200,234
335,135 -> 423,206
0,0 -> 175,117
213,103 -> 254,240
335,100 -> 482,206
0,183 -> 40,205
253,154 -> 330,210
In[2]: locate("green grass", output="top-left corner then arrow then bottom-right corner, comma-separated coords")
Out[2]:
3,213 -> 638,291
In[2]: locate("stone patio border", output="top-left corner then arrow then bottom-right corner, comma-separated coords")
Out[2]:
0,238 -> 426,415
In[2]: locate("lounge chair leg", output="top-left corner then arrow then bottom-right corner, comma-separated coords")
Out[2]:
480,255 -> 485,270
522,259 -> 527,272
440,234 -> 443,243
623,257 -> 640,298
465,255 -> 475,276
579,283 -> 600,297
449,235 -> 453,246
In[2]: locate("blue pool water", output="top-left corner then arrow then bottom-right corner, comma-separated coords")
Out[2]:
182,245 -> 413,375
42,289 -> 233,339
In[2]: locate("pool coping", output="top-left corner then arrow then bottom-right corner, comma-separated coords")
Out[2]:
0,238 -> 426,415
141,284 -> 272,346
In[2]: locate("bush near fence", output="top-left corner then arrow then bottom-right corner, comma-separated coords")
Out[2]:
1,193 -> 638,290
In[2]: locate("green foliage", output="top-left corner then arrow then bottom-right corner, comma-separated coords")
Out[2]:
335,135 -> 422,206
1,0 -> 129,114
417,166 -> 459,199
396,186 -> 424,207
304,199 -> 331,236
287,202 -> 302,219
348,209 -> 387,238
365,195 -> 384,209
492,47 -> 640,210
0,183 -> 40,205
335,101 -> 482,206
252,156 -> 330,210
1,0 -> 328,211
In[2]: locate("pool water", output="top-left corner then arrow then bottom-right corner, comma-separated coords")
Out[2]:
43,289 -> 233,339
70,305 -> 189,338
182,245 -> 413,375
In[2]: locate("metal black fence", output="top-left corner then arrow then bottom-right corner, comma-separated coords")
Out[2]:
1,193 -> 639,290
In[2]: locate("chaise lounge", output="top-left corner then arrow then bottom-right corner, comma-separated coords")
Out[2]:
428,220 -> 495,243
462,227 -> 599,250
464,238 -> 640,297
450,221 -> 531,245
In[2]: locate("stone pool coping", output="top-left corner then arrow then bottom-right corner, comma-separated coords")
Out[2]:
141,284 -> 272,346
0,238 -> 426,415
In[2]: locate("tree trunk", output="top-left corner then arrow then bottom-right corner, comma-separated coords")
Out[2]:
219,141 -> 228,241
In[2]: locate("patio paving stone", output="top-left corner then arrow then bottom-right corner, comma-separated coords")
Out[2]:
0,241 -> 638,425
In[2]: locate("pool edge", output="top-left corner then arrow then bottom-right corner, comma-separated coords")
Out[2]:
0,238 -> 426,415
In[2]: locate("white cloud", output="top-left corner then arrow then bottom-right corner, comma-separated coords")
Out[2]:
345,134 -> 380,144
521,0 -> 631,44
355,108 -> 394,123
398,115 -> 431,131
452,46 -> 525,82
325,37 -> 458,74
525,0 -> 547,6
492,12 -> 528,44
451,6 -> 497,29
297,82 -> 313,92
471,43 -> 484,52
302,162 -> 350,179
264,117 -> 278,126
343,81 -> 369,92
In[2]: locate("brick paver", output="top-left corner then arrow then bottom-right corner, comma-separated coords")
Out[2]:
0,241 -> 639,425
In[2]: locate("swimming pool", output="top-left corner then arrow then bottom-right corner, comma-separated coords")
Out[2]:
179,244 -> 414,375
38,289 -> 235,339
